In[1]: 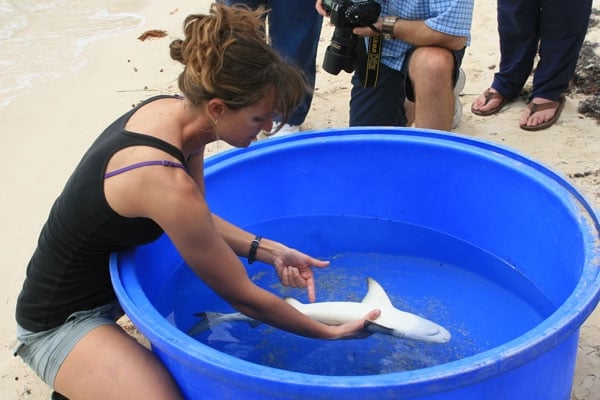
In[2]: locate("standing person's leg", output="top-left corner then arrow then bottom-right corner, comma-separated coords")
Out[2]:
472,0 -> 541,114
218,0 -> 262,8
217,0 -> 262,9
531,0 -> 591,100
269,0 -> 323,127
519,0 -> 592,130
493,0 -> 541,97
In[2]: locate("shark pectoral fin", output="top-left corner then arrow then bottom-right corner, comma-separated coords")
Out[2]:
188,312 -> 211,336
248,319 -> 262,328
364,320 -> 398,336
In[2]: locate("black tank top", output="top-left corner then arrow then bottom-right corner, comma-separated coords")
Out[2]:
16,95 -> 187,332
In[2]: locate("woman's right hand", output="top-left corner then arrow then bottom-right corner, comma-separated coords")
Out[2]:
323,309 -> 381,340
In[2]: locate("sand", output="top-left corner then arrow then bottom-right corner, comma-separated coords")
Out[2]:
1,1 -> 598,399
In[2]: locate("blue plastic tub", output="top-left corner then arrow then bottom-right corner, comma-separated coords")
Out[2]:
110,128 -> 600,399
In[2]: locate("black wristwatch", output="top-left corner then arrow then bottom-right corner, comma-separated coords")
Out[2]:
382,16 -> 398,40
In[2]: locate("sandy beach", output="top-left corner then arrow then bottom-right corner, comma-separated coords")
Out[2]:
1,0 -> 599,398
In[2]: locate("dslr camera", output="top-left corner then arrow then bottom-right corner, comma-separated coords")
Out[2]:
322,0 -> 381,75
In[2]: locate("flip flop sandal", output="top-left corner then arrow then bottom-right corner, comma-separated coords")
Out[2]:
471,88 -> 509,116
519,96 -> 565,131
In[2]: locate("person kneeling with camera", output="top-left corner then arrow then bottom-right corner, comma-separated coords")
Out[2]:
316,0 -> 473,131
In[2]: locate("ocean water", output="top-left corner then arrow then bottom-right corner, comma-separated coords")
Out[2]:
0,0 -> 145,110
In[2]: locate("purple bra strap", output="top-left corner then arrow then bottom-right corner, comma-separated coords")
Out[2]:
104,160 -> 188,179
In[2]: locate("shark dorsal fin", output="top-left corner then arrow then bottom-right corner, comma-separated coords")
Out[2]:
361,278 -> 394,308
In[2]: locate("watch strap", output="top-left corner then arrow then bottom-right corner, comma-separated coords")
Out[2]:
382,16 -> 398,39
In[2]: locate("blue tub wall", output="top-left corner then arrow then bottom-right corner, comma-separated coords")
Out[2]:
203,129 -> 595,308
110,128 -> 600,400
113,231 -> 582,400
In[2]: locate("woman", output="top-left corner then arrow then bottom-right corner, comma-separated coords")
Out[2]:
471,0 -> 593,130
14,4 -> 379,399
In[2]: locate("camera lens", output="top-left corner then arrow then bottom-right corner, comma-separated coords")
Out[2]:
323,34 -> 358,75
321,0 -> 381,76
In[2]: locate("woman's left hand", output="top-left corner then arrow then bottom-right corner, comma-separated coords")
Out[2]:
273,249 -> 330,303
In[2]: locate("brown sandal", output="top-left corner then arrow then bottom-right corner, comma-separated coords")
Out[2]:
519,96 -> 565,131
471,88 -> 509,116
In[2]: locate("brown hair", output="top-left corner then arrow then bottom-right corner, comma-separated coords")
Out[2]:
169,3 -> 309,124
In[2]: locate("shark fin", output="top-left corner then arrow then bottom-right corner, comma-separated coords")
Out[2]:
361,278 -> 394,308
188,311 -> 261,335
364,320 -> 401,336
188,312 -> 214,336
247,319 -> 262,328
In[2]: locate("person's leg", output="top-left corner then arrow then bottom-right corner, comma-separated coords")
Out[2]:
269,0 -> 323,126
54,324 -> 182,399
406,47 -> 456,131
406,50 -> 464,129
15,302 -> 182,400
349,63 -> 407,127
472,0 -> 541,114
218,0 -> 262,8
519,0 -> 592,129
493,0 -> 541,98
531,0 -> 592,101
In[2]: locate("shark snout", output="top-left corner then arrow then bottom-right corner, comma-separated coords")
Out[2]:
410,318 -> 451,343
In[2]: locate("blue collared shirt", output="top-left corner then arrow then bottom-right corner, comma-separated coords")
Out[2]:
376,0 -> 474,71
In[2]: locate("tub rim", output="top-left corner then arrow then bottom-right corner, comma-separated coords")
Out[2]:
110,127 -> 600,394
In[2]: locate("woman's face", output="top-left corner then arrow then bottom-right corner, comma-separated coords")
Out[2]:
219,92 -> 276,147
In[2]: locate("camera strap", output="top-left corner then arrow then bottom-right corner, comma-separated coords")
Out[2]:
356,35 -> 383,88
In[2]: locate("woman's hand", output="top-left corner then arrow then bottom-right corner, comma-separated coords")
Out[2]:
324,309 -> 382,340
272,248 -> 329,303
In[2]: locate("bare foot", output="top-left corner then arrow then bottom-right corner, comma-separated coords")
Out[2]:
471,88 -> 507,116
519,97 -> 564,130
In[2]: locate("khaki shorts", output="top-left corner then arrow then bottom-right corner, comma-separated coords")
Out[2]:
14,301 -> 123,387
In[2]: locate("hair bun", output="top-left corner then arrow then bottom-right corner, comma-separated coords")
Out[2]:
169,39 -> 185,64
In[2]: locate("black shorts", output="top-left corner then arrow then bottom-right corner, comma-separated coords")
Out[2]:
349,47 -> 466,127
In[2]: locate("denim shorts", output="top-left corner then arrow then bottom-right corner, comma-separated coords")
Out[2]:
13,301 -> 123,387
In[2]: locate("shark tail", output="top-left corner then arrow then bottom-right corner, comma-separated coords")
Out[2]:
188,312 -> 212,336
188,311 -> 261,337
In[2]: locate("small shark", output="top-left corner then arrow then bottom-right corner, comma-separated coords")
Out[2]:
189,277 -> 451,344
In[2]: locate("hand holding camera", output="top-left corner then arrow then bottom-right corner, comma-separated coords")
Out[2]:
317,0 -> 381,75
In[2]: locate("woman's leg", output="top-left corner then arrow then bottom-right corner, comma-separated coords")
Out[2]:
54,324 -> 182,399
